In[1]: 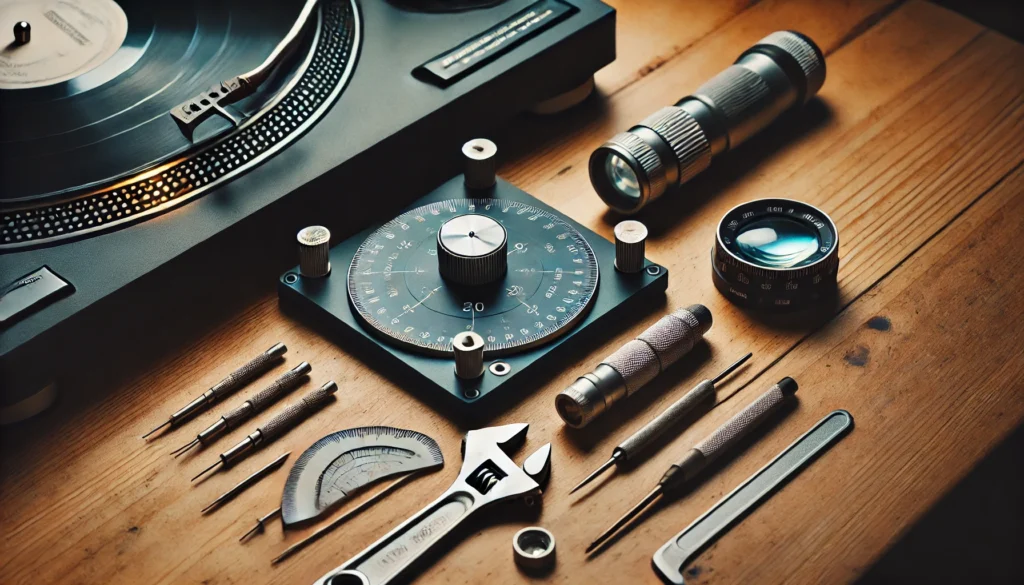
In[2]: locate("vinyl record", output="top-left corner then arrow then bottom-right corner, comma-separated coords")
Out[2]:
0,0 -> 316,203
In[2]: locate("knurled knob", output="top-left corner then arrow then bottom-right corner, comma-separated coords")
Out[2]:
297,226 -> 331,278
437,214 -> 507,286
614,220 -> 648,273
453,331 -> 485,379
463,138 -> 497,190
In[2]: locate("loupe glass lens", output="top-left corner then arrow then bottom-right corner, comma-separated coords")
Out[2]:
735,217 -> 820,268
604,153 -> 641,201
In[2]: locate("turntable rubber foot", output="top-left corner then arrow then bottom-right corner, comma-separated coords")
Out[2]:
0,382 -> 57,425
529,77 -> 596,115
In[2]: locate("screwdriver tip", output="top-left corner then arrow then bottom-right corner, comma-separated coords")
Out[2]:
172,438 -> 200,458
142,419 -> 171,440
191,460 -> 222,483
239,523 -> 261,543
569,456 -> 618,494
710,352 -> 755,385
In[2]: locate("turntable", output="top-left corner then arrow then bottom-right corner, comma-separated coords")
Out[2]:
0,0 -> 615,410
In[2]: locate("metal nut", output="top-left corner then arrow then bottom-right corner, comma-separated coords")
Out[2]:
513,527 -> 555,571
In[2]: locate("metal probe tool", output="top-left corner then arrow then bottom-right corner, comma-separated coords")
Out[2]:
142,343 -> 287,439
191,381 -> 338,482
556,305 -> 713,428
586,377 -> 798,554
570,353 -> 752,495
202,452 -> 290,515
172,362 -> 312,457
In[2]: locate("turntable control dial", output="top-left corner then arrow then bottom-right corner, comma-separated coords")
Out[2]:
437,214 -> 508,286
347,199 -> 599,357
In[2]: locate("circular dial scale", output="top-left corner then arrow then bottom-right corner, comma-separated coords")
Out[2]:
348,199 -> 599,357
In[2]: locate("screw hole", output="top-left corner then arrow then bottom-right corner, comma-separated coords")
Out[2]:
473,145 -> 484,152
284,272 -> 298,284
464,388 -> 480,399
489,361 -> 511,376
646,265 -> 661,276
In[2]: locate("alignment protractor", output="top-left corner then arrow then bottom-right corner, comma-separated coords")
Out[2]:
279,173 -> 670,409
281,426 -> 444,527
347,198 -> 600,357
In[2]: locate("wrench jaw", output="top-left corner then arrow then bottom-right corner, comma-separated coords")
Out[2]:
522,443 -> 552,490
459,424 -> 544,505
461,423 -> 529,459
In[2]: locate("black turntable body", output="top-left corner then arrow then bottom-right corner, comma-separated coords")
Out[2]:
0,0 -> 615,407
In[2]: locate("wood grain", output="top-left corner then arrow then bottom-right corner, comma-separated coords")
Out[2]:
2,1 -> 1023,584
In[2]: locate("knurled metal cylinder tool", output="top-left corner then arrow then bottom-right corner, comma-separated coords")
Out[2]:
556,304 -> 713,428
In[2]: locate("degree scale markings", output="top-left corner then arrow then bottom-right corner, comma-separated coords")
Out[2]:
347,199 -> 599,357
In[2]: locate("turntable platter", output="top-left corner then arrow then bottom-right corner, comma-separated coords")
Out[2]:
0,0 -> 325,204
0,0 -> 129,90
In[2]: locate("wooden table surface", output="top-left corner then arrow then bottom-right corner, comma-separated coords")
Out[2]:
3,1 -> 1024,584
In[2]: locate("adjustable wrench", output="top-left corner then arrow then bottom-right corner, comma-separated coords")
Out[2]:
312,423 -> 551,585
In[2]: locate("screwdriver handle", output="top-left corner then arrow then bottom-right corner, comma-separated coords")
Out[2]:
221,362 -> 311,429
258,381 -> 338,443
660,378 -> 797,492
693,378 -> 795,461
617,380 -> 715,459
209,343 -> 288,401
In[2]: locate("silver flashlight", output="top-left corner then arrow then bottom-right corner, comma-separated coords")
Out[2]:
589,31 -> 826,214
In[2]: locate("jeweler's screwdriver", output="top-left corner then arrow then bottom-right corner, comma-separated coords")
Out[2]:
172,362 -> 312,457
192,381 -> 338,483
202,452 -> 290,515
142,343 -> 287,439
570,353 -> 752,495
586,377 -> 797,554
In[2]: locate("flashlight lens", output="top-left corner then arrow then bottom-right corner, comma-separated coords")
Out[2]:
735,217 -> 820,268
605,153 -> 641,201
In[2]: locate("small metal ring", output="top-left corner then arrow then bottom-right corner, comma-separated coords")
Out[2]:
284,273 -> 299,284
513,526 -> 555,571
464,387 -> 480,399
489,361 -> 511,376
646,265 -> 662,276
